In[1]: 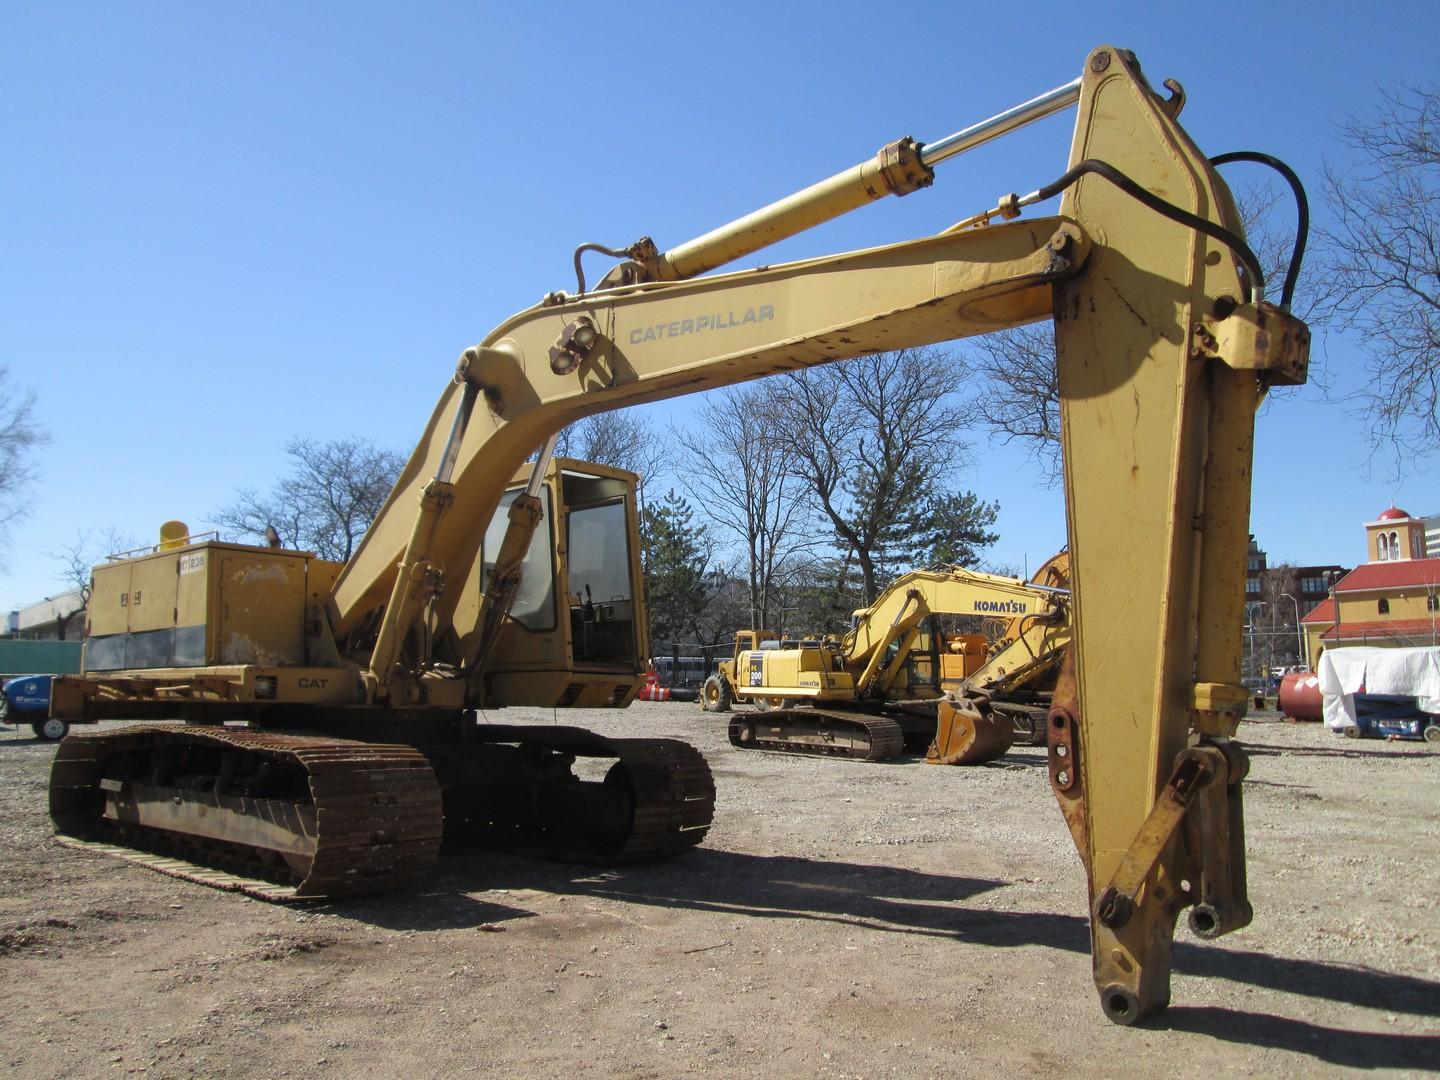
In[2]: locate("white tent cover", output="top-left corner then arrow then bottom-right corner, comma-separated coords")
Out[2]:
1316,646 -> 1440,731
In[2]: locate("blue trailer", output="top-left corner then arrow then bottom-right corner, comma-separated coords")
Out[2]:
0,673 -> 69,740
0,640 -> 84,740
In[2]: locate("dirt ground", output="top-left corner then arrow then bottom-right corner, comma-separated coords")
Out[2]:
1,705 -> 1436,1080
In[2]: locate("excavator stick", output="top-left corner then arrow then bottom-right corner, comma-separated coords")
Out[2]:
1049,48 -> 1307,1023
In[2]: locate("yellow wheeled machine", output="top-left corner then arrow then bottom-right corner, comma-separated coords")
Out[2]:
50,47 -> 1309,1023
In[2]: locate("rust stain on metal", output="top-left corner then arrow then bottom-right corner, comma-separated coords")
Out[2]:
1046,645 -> 1090,866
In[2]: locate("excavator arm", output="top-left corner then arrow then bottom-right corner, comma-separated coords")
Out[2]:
322,46 -> 1308,1023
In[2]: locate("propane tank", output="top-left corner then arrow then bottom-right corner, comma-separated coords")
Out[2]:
1278,671 -> 1323,722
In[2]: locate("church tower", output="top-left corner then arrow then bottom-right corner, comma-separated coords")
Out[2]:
1364,507 -> 1427,563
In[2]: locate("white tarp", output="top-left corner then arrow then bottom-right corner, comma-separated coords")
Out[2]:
1317,646 -> 1440,731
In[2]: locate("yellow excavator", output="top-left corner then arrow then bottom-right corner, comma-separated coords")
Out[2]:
928,547 -> 1073,759
702,556 -> 1070,762
46,47 -> 1309,1023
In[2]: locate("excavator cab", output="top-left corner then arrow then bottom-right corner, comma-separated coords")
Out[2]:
460,457 -> 649,708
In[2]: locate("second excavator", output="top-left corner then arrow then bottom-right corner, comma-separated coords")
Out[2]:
702,554 -> 1071,763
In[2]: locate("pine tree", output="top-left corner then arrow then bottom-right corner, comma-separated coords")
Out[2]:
640,490 -> 714,647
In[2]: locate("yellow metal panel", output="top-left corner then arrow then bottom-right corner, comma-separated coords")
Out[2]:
87,561 -> 131,638
175,548 -> 210,631
126,555 -> 180,634
218,554 -> 306,666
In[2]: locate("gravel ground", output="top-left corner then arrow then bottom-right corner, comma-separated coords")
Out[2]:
0,705 -> 1436,1079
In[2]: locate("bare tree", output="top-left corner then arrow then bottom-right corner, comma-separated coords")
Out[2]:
213,437 -> 405,562
966,183 -> 1316,484
1258,564 -> 1304,673
0,365 -> 49,562
673,385 -> 813,630
555,410 -> 666,491
691,563 -> 753,649
765,347 -> 976,603
965,325 -> 1062,483
48,528 -> 137,640
1320,85 -> 1440,453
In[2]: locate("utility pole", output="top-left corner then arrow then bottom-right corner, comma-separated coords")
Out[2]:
1282,592 -> 1305,668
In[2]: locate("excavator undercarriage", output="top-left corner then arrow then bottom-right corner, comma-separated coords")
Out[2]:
51,721 -> 713,900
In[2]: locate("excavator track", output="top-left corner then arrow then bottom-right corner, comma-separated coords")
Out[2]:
727,708 -> 905,761
601,738 -> 716,861
445,726 -> 715,863
50,724 -> 717,900
993,702 -> 1051,747
49,725 -> 443,902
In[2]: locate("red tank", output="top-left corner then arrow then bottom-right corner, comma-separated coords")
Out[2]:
1278,671 -> 1323,721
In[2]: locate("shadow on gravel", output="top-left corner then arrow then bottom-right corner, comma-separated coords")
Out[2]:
323,846 -> 1440,1039
1157,1007 -> 1440,1069
1173,943 -> 1440,1021
0,730 -> 52,745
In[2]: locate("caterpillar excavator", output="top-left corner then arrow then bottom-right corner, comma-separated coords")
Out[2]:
702,555 -> 1070,763
45,47 -> 1310,1024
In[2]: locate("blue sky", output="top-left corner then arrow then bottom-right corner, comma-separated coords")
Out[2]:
3,1 -> 1437,609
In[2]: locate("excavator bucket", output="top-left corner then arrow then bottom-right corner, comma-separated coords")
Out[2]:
925,698 -> 1014,765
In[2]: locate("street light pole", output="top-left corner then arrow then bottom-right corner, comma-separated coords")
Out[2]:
1244,600 -> 1266,682
1282,592 -> 1305,668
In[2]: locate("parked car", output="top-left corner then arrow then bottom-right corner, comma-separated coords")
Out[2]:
0,674 -> 68,740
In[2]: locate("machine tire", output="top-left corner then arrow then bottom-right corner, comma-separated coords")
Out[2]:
701,675 -> 732,713
1423,724 -> 1440,744
1341,725 -> 1361,739
753,696 -> 798,712
32,717 -> 69,741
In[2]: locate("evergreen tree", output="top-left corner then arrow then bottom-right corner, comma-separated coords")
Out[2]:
640,490 -> 714,647
896,491 -> 1000,569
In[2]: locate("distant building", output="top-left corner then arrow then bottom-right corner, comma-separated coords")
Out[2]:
1290,565 -> 1349,610
3,589 -> 87,641
1301,505 -> 1440,666
1244,536 -> 1267,602
1421,511 -> 1440,558
1246,533 -> 1344,608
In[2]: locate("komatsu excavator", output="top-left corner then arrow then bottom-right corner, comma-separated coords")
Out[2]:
46,47 -> 1310,1024
701,557 -> 1070,763
929,547 -> 1074,757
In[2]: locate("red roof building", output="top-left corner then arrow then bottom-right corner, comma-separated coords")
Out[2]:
1302,509 -> 1440,664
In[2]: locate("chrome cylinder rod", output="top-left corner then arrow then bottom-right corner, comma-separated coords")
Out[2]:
526,433 -> 560,497
920,78 -> 1082,167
